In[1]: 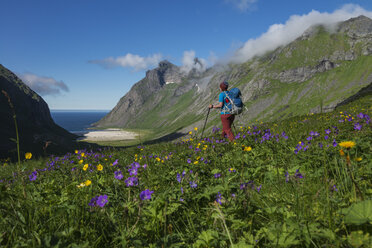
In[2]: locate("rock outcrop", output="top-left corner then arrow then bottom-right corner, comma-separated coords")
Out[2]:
0,64 -> 77,158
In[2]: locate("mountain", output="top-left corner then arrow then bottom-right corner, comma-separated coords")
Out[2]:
95,15 -> 372,139
0,65 -> 78,158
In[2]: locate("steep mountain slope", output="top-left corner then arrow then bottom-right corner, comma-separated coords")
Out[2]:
95,15 -> 372,138
0,65 -> 78,158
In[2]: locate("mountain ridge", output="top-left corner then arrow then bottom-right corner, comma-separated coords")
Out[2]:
95,15 -> 372,140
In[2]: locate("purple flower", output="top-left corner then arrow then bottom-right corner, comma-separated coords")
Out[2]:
325,129 -> 331,135
29,171 -> 37,181
180,187 -> 184,194
114,170 -> 123,180
285,172 -> 289,183
88,196 -> 98,207
306,136 -> 313,141
143,164 -> 147,169
97,195 -> 108,208
189,181 -> 197,188
216,192 -> 223,205
256,185 -> 262,193
324,135 -> 329,140
294,170 -> 304,179
125,177 -> 138,187
214,173 -> 221,178
187,158 -> 192,164
177,173 -> 182,183
331,185 -> 338,192
112,159 -> 119,166
354,123 -> 362,131
128,167 -> 138,176
333,139 -> 338,147
140,189 -> 154,200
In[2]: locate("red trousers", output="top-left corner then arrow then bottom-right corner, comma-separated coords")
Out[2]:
221,114 -> 235,141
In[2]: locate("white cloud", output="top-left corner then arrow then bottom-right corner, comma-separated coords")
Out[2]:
225,0 -> 257,12
180,50 -> 208,73
90,53 -> 163,71
18,73 -> 69,96
230,4 -> 372,64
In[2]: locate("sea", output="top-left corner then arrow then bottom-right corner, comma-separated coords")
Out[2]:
50,110 -> 110,135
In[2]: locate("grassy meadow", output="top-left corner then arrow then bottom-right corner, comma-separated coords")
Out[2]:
0,96 -> 371,247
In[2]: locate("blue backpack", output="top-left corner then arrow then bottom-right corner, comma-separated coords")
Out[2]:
222,88 -> 243,115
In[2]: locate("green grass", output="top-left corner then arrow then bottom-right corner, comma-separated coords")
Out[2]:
1,94 -> 371,247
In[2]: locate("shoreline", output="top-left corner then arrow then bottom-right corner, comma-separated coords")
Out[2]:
77,128 -> 138,142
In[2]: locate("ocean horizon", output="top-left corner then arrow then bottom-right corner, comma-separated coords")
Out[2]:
50,110 -> 110,134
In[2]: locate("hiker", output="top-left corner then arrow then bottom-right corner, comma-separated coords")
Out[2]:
209,81 -> 235,141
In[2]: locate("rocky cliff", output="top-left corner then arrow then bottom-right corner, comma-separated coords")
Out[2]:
0,65 -> 77,158
96,15 -> 372,139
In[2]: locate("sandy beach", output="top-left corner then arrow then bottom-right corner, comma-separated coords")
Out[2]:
79,128 -> 138,142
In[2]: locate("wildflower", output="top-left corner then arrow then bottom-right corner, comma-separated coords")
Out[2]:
140,189 -> 154,200
229,168 -> 236,173
29,171 -> 37,181
189,181 -> 197,188
294,170 -> 304,179
331,185 -> 338,192
97,164 -> 103,171
81,153 -> 85,157
194,127 -> 198,131
353,123 -> 362,131
88,196 -> 98,207
333,139 -> 338,147
125,177 -> 138,187
112,159 -> 119,166
84,180 -> 92,186
324,135 -> 329,140
214,173 -> 221,178
96,195 -> 108,207
355,157 -> 362,162
339,149 -> 345,156
189,131 -> 192,135
177,173 -> 182,183
256,185 -> 262,193
325,129 -> 331,135
244,146 -> 252,152
78,160 -> 83,164
114,171 -> 123,180
285,171 -> 289,183
128,167 -> 138,176
216,192 -> 223,205
193,161 -> 199,165
25,152 -> 32,160
75,150 -> 79,154
83,164 -> 89,171
339,141 -> 356,149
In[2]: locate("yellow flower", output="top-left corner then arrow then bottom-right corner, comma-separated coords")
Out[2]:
78,160 -> 84,164
25,152 -> 32,160
339,149 -> 345,156
194,161 -> 199,165
244,146 -> 252,152
339,141 -> 356,149
156,157 -> 161,162
189,131 -> 192,135
84,180 -> 91,186
77,183 -> 85,188
161,160 -> 164,163
194,127 -> 198,131
81,153 -> 85,157
355,157 -> 362,162
83,164 -> 89,171
97,164 -> 103,171
75,150 -> 79,154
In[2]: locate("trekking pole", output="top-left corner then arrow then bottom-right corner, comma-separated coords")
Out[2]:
200,107 -> 211,140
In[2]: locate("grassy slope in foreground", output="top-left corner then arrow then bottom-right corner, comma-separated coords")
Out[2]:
0,94 -> 371,247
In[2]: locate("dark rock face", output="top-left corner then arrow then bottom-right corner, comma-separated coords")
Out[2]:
0,64 -> 77,158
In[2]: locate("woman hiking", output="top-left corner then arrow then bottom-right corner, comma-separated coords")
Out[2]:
209,81 -> 235,142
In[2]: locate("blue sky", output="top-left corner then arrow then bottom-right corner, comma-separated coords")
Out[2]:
1,0 -> 372,110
